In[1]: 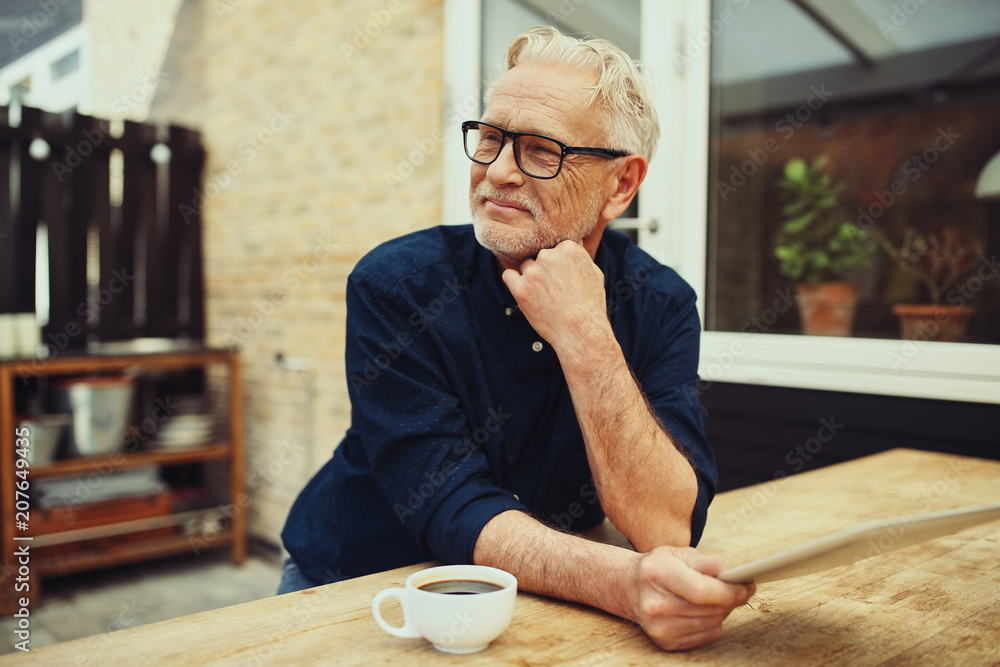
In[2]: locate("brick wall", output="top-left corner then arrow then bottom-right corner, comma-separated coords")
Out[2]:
85,0 -> 183,121
138,0 -> 447,546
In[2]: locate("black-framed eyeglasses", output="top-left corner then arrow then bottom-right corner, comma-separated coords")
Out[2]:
462,120 -> 628,180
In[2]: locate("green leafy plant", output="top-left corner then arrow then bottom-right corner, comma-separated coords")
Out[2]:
774,156 -> 874,284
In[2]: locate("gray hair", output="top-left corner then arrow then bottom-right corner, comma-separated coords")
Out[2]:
501,25 -> 660,160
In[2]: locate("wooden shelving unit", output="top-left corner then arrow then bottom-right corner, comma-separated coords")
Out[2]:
1,348 -> 245,613
35,531 -> 237,579
29,444 -> 232,479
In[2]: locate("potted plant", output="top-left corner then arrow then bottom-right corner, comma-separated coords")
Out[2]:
774,156 -> 875,336
868,225 -> 982,342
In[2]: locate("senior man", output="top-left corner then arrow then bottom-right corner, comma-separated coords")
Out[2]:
280,26 -> 753,650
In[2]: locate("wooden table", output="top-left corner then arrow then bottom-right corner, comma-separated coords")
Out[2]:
9,448 -> 1000,665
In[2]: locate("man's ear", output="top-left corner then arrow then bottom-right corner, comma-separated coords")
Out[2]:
600,154 -> 649,221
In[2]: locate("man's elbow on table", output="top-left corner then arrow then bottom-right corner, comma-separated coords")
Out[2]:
613,473 -> 700,553
626,515 -> 693,554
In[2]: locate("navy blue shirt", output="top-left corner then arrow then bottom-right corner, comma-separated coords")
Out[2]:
281,224 -> 716,585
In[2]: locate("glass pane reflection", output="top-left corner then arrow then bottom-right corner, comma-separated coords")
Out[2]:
707,0 -> 1000,344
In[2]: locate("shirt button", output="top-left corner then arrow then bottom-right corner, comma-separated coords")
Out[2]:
513,494 -> 520,501
505,308 -> 512,316
532,341 -> 543,352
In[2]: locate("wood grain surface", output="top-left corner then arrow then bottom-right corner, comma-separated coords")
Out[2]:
8,448 -> 1000,666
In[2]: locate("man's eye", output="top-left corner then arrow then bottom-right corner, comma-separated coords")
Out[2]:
524,141 -> 560,160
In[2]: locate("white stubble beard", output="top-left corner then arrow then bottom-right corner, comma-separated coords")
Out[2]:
470,180 -> 605,265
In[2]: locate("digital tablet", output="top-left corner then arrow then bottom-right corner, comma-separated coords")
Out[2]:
718,503 -> 1000,584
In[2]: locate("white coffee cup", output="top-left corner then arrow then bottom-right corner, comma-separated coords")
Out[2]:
372,564 -> 517,654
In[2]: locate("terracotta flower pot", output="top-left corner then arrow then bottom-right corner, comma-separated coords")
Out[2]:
795,282 -> 859,337
891,304 -> 975,342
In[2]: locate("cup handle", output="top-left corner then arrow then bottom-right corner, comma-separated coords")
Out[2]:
372,587 -> 420,638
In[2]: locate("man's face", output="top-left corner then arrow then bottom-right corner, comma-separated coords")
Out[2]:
469,62 -> 615,268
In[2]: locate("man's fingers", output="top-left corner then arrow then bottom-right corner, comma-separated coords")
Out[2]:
644,614 -> 726,652
688,553 -> 725,577
501,267 -> 522,290
641,593 -> 738,620
643,608 -> 726,633
633,549 -> 758,652
669,548 -> 755,605
651,625 -> 725,652
643,549 -> 754,608
540,238 -> 589,260
685,553 -> 756,602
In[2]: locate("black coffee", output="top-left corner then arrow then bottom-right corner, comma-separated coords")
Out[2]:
418,579 -> 504,595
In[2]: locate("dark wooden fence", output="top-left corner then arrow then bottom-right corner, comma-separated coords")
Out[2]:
0,105 -> 205,349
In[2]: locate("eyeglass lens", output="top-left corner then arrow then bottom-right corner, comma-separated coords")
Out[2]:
465,124 -> 563,179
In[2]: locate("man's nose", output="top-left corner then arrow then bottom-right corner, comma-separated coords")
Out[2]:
486,138 -> 524,187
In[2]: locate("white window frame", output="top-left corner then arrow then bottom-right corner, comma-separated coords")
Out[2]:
442,0 -> 1000,405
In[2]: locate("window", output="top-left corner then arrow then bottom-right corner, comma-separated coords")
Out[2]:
707,0 -> 1000,345
444,0 -> 1000,402
50,49 -> 80,80
699,0 -> 1000,402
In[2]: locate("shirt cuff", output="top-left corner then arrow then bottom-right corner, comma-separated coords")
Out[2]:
424,477 -> 527,565
689,473 -> 712,547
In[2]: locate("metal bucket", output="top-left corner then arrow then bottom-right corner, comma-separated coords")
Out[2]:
53,376 -> 135,457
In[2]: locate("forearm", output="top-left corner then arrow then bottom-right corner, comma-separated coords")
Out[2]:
499,242 -> 700,551
473,509 -> 641,622
559,331 -> 698,551
474,509 -> 755,652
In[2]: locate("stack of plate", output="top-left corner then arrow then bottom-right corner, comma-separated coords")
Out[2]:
152,414 -> 219,449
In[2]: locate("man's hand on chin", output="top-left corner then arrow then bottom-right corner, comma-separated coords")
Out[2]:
501,240 -> 612,356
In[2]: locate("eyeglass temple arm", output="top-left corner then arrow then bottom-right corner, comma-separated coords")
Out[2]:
567,147 -> 629,158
